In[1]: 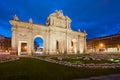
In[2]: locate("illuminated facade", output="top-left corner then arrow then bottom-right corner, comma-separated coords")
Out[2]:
0,35 -> 11,52
10,10 -> 87,55
87,33 -> 120,53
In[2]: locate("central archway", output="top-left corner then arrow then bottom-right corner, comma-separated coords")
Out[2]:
33,35 -> 44,55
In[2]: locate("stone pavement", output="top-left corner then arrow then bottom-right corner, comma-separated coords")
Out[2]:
0,53 -> 19,63
74,74 -> 120,80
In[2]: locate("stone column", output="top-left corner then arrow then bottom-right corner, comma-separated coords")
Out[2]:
11,26 -> 17,55
27,28 -> 32,55
77,35 -> 80,54
79,37 -> 84,53
66,20 -> 68,29
52,37 -> 57,54
44,29 -> 49,55
48,28 -> 52,54
67,37 -> 72,54
32,37 -> 35,54
49,29 -> 56,55
50,34 -> 56,54
66,30 -> 68,54
48,28 -> 51,55
84,36 -> 87,53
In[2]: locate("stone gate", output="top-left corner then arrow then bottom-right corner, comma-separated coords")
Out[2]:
10,10 -> 87,55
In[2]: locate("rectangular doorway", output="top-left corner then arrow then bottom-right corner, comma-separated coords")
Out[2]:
18,41 -> 27,55
21,43 -> 27,52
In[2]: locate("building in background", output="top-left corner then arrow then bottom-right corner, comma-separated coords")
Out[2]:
87,32 -> 120,53
0,35 -> 11,52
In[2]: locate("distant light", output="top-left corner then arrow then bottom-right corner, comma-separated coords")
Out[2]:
99,43 -> 104,47
109,59 -> 114,61
24,46 -> 27,49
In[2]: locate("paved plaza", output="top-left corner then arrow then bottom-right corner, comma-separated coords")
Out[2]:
75,74 -> 120,80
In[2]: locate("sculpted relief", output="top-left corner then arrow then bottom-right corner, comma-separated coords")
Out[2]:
46,10 -> 71,29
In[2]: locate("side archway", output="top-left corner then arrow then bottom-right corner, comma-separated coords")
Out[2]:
71,39 -> 77,54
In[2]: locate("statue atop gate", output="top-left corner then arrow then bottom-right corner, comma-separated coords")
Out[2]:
46,10 -> 71,29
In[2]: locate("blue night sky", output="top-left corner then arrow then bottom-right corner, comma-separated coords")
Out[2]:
0,0 -> 120,39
